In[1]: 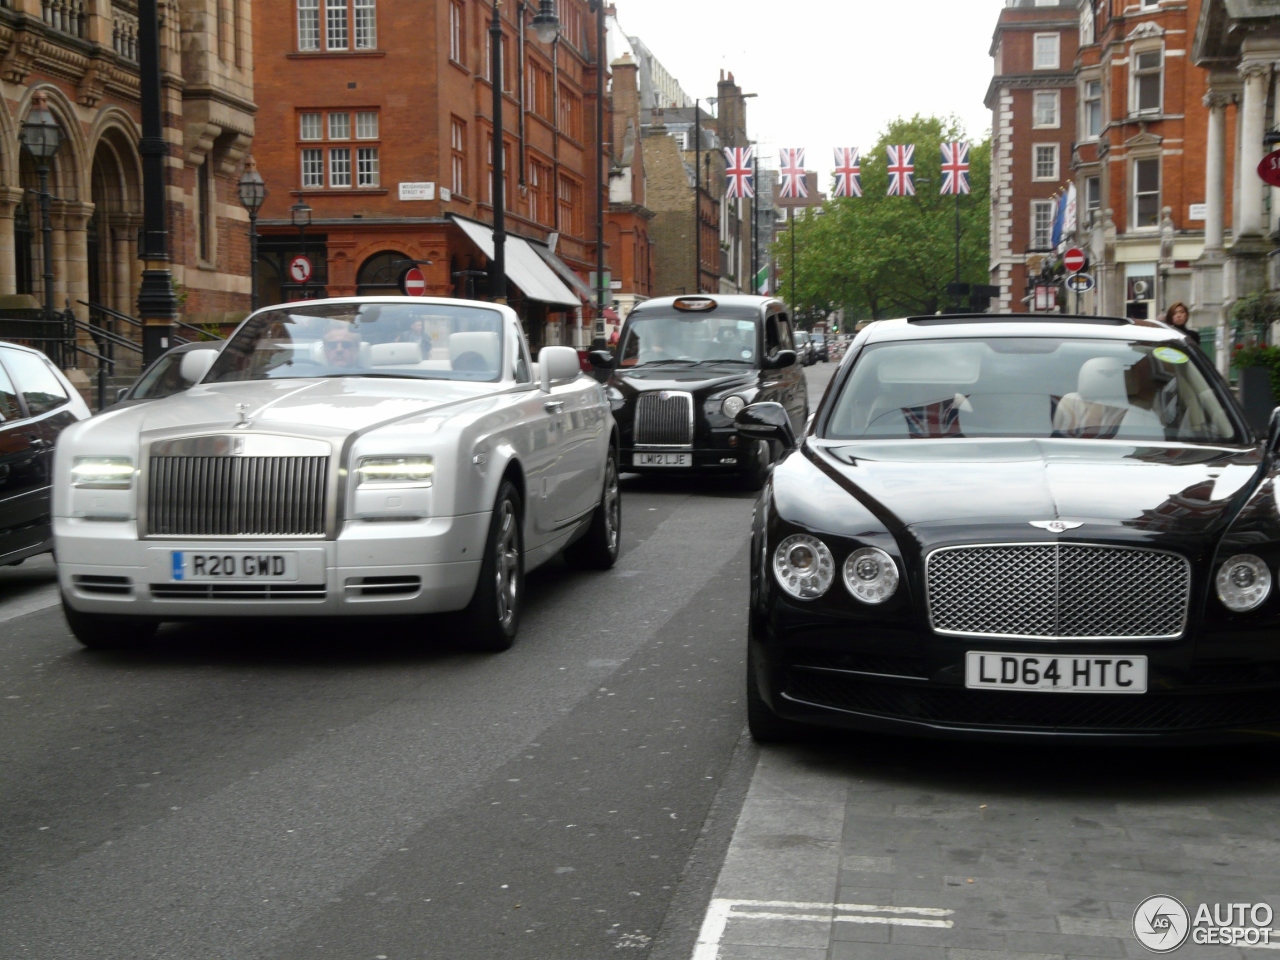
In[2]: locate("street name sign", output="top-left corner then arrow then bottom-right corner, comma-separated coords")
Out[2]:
399,182 -> 436,201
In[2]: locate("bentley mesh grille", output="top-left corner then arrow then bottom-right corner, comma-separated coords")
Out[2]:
926,543 -> 1189,640
147,456 -> 328,537
634,392 -> 693,447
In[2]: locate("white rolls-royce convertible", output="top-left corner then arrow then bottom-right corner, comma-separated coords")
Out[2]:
53,297 -> 621,652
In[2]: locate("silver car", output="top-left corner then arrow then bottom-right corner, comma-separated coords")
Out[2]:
54,297 -> 621,652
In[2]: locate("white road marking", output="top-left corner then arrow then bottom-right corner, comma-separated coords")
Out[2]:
0,584 -> 60,623
692,899 -> 954,960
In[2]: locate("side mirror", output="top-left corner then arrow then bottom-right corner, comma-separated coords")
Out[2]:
735,401 -> 797,450
588,349 -> 615,371
179,348 -> 218,385
538,345 -> 581,392
764,349 -> 797,370
115,386 -> 129,403
1267,406 -> 1280,457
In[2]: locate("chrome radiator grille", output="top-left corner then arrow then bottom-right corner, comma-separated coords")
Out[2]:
927,543 -> 1189,640
147,456 -> 329,537
634,391 -> 693,446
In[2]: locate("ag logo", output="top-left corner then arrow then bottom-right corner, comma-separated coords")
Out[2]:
1029,520 -> 1084,533
1133,895 -> 1190,953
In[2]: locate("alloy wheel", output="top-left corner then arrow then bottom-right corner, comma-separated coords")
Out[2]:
494,499 -> 520,630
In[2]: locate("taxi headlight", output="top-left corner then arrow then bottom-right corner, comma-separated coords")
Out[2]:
71,457 -> 134,489
356,456 -> 435,486
843,547 -> 899,604
773,534 -> 834,600
1216,554 -> 1272,612
722,395 -> 746,419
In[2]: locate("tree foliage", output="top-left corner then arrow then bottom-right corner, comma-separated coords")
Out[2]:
774,116 -> 991,326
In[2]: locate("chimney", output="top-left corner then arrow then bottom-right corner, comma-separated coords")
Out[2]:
611,52 -> 639,160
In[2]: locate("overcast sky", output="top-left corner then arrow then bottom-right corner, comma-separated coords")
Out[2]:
612,0 -> 1008,178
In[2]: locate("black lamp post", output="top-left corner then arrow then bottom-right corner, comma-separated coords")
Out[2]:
588,0 -> 605,335
237,158 -> 267,312
137,0 -> 178,364
19,91 -> 61,330
291,201 -> 312,299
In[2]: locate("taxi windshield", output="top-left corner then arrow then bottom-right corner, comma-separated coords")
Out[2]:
205,302 -> 506,384
617,315 -> 758,367
826,337 -> 1242,444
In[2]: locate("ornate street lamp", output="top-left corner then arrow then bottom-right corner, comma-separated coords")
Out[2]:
530,0 -> 560,44
237,158 -> 267,311
291,201 -> 313,298
19,91 -> 62,327
137,0 -> 178,364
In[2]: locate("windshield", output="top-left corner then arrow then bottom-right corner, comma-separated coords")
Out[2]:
205,302 -> 506,384
826,337 -> 1242,444
618,315 -> 758,367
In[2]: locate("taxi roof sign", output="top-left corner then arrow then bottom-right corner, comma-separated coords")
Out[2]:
673,297 -> 717,313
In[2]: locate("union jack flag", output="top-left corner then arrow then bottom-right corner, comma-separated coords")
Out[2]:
778,148 -> 808,199
902,396 -> 966,439
723,146 -> 754,199
940,141 -> 971,196
886,144 -> 915,197
832,147 -> 862,198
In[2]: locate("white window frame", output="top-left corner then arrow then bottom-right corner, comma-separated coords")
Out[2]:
1131,47 -> 1163,116
1033,90 -> 1060,129
1032,200 -> 1055,251
328,112 -> 350,140
1080,3 -> 1095,46
1033,33 -> 1060,70
300,112 -> 323,140
1132,157 -> 1161,230
451,117 -> 466,196
1033,143 -> 1060,182
325,0 -> 348,50
353,0 -> 376,49
297,0 -> 320,51
1083,80 -> 1104,139
356,147 -> 379,187
449,0 -> 463,63
1085,175 -> 1101,218
329,146 -> 352,188
1140,0 -> 1160,8
301,148 -> 324,188
355,111 -> 378,139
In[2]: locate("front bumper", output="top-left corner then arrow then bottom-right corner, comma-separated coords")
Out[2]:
752,607 -> 1280,744
55,513 -> 488,618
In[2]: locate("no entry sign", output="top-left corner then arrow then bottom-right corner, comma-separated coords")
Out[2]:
400,266 -> 427,297
1259,150 -> 1280,188
1063,248 -> 1087,273
288,254 -> 313,284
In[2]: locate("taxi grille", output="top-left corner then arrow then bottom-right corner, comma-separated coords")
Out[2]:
926,543 -> 1189,640
634,391 -> 693,446
147,456 -> 328,537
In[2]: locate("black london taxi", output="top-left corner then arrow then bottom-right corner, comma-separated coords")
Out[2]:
596,295 -> 808,489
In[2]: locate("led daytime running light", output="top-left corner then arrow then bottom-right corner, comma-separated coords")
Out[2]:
357,456 -> 435,485
71,457 -> 134,488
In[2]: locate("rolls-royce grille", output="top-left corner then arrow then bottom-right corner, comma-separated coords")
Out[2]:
927,543 -> 1189,640
148,456 -> 328,537
634,392 -> 693,447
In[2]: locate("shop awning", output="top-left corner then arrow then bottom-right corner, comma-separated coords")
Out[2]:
531,243 -> 596,304
451,216 -> 579,308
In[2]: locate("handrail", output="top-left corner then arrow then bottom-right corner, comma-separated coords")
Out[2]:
74,319 -> 143,354
78,300 -> 142,328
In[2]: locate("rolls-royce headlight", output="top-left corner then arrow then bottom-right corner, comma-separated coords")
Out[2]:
721,395 -> 746,419
356,456 -> 435,486
1216,554 -> 1272,612
843,547 -> 899,604
773,534 -> 834,600
71,457 -> 134,489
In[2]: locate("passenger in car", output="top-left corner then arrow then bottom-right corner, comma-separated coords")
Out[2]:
322,323 -> 364,369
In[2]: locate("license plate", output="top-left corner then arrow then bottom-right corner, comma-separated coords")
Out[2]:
965,652 -> 1147,694
634,452 -> 691,467
170,551 -> 298,582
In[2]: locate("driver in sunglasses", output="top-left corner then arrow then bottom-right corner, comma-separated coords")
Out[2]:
321,323 -> 363,369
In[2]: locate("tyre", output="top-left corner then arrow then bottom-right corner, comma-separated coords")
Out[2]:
459,480 -> 524,652
62,598 -> 158,650
565,447 -> 621,571
746,640 -> 803,743
739,439 -> 772,492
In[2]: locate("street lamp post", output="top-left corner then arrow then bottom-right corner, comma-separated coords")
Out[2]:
237,158 -> 267,312
137,0 -> 178,364
291,201 -> 312,299
19,91 -> 62,336
587,0 -> 605,335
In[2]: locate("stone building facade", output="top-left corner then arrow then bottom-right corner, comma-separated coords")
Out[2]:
0,0 -> 256,360
987,0 -> 1080,313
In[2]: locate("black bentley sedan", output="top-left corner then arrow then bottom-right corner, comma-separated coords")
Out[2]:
739,313 -> 1280,743
600,295 -> 807,489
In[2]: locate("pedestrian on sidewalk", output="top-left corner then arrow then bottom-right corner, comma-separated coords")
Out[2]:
1165,302 -> 1200,344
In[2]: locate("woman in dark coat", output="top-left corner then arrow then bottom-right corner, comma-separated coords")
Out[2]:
1165,302 -> 1200,344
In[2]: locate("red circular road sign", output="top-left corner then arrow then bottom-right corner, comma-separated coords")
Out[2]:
1259,150 -> 1280,188
1063,248 -> 1087,273
288,254 -> 313,284
401,266 -> 427,297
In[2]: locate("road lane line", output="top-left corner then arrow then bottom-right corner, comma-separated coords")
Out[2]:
0,584 -> 59,624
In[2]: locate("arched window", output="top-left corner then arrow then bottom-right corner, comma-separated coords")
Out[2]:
356,250 -> 410,295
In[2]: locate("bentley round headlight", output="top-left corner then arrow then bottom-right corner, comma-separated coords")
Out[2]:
1216,554 -> 1272,613
722,395 -> 746,419
843,547 -> 899,604
773,535 -> 834,600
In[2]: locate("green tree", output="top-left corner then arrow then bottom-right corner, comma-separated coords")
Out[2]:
775,115 -> 991,326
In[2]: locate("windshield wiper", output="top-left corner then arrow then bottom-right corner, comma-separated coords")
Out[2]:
635,359 -> 700,366
692,358 -> 754,365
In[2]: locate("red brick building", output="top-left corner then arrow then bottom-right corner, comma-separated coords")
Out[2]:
988,0 -> 1080,313
252,0 -> 650,349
